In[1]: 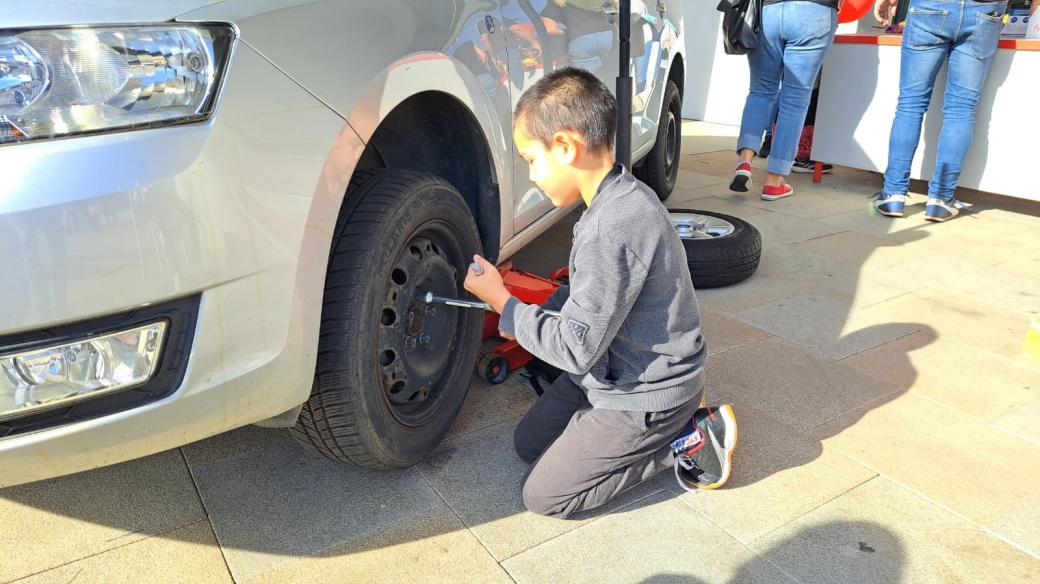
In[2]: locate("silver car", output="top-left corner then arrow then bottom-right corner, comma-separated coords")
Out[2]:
0,0 -> 686,486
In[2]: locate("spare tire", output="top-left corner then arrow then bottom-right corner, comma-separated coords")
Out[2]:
670,209 -> 761,288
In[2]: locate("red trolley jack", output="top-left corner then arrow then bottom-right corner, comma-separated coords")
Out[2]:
474,260 -> 568,383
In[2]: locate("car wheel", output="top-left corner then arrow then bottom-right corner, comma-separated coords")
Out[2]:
635,80 -> 682,201
670,209 -> 761,288
291,169 -> 483,468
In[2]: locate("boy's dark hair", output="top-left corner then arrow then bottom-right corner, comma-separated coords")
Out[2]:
514,67 -> 617,153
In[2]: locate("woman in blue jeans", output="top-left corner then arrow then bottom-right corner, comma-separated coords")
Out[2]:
730,0 -> 839,201
872,0 -> 1008,222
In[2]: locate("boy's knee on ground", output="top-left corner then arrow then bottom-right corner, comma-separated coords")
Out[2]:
521,470 -> 577,519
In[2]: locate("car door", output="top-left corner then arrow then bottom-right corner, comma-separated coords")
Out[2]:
498,0 -> 565,233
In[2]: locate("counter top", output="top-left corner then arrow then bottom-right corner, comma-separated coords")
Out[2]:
835,33 -> 1040,51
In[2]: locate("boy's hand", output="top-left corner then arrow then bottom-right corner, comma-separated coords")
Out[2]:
463,254 -> 512,314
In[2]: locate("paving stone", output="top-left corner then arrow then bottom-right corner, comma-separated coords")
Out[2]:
886,254 -> 1040,314
502,492 -> 798,584
792,230 -> 920,271
732,294 -> 920,360
695,275 -> 805,315
447,371 -> 538,441
753,245 -> 925,309
417,420 -> 670,561
700,312 -> 772,357
994,401 -> 1040,446
998,252 -> 1040,285
0,449 -> 205,582
246,505 -> 510,584
987,495 -> 1040,561
737,210 -> 846,246
844,332 -> 1040,422
18,521 -> 231,584
178,424 -> 293,466
908,211 -> 1040,267
679,150 -> 745,178
182,436 -> 444,582
740,182 -> 871,219
707,337 -> 902,433
666,195 -> 771,219
821,207 -> 942,245
859,289 -> 1029,359
752,477 -> 1040,584
808,392 -> 1040,526
676,168 -> 730,190
669,400 -> 876,545
668,184 -> 730,206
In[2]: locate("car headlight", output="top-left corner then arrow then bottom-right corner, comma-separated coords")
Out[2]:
0,24 -> 234,144
0,321 -> 167,422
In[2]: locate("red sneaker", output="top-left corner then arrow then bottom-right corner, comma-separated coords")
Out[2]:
729,161 -> 753,192
761,179 -> 793,201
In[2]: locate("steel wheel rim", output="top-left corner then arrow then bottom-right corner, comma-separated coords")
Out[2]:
665,109 -> 679,173
376,221 -> 467,426
670,212 -> 736,239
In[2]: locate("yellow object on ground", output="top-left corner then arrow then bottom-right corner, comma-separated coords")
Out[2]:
1023,313 -> 1040,364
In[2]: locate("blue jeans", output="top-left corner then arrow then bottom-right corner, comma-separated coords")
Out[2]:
883,0 -> 1007,200
737,1 -> 837,176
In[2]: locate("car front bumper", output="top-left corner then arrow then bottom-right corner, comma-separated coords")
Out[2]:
0,42 -> 364,487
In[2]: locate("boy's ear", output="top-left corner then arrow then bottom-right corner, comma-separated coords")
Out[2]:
550,130 -> 579,165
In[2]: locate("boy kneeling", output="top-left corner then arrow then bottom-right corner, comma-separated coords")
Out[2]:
465,68 -> 737,518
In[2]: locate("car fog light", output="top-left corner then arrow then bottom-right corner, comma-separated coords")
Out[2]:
0,321 -> 166,421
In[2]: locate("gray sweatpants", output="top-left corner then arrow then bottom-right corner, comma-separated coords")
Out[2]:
513,373 -> 702,519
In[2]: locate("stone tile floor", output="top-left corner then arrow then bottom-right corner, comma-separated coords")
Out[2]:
2,121 -> 1038,583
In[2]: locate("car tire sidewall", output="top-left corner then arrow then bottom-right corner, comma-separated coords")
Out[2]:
325,173 -> 482,466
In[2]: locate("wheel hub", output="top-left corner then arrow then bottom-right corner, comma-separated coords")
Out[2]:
671,212 -> 736,239
378,235 -> 460,420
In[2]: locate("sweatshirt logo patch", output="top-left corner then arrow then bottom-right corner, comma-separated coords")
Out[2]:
567,319 -> 589,344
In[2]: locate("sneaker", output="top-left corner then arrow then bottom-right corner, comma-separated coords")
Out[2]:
761,179 -> 793,201
871,191 -> 906,217
924,197 -> 971,223
791,159 -> 833,174
672,404 -> 738,491
730,161 -> 753,192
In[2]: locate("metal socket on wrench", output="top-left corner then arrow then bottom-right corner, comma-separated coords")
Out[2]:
423,292 -> 561,317
424,292 -> 492,312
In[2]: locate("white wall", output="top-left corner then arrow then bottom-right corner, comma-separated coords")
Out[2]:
813,43 -> 1040,201
681,0 -> 866,125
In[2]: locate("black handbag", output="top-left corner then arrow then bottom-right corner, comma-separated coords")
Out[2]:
717,0 -> 762,55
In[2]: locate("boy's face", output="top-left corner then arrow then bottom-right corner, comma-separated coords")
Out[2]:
513,118 -> 583,207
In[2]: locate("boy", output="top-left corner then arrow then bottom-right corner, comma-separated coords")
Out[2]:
464,67 -> 738,519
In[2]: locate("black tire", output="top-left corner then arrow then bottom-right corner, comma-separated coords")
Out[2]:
671,209 -> 762,288
291,169 -> 484,468
634,80 -> 682,201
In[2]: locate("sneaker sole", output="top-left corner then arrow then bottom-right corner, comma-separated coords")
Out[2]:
696,404 -> 738,490
875,207 -> 904,218
729,172 -> 751,192
760,191 -> 792,201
